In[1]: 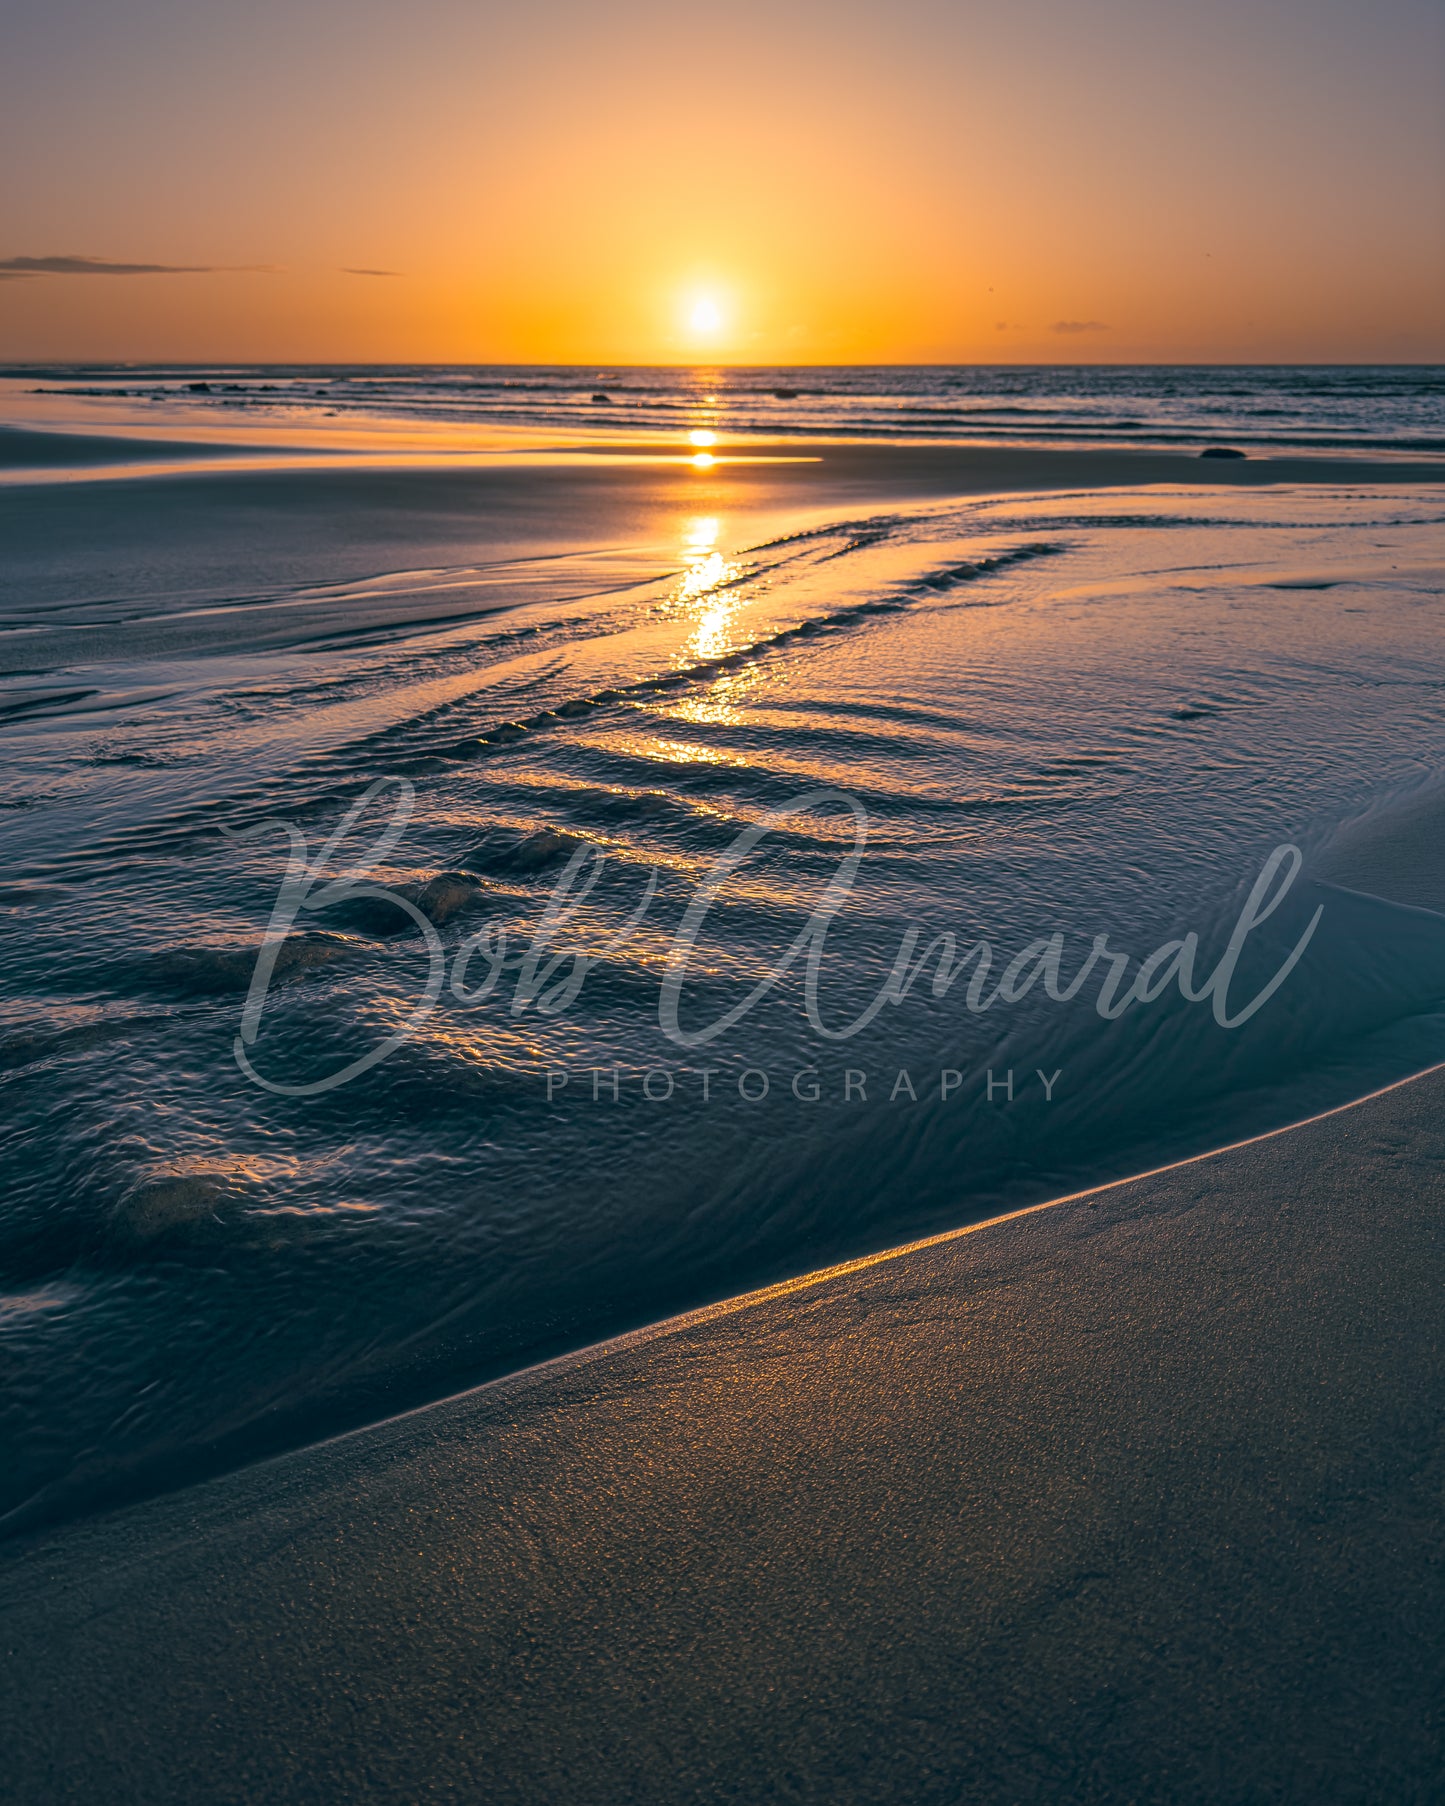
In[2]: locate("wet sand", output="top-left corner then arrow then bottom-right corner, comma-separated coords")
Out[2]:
6,434 -> 1445,674
1,1061 -> 1442,1804
4,422 -> 1443,1799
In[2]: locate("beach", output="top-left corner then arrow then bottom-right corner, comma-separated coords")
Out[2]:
1,1058 -> 1441,1803
5,0 -> 1444,1783
2,373 -> 1445,1538
1,367 -> 1443,1797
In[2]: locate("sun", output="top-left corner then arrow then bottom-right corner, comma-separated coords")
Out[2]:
688,295 -> 724,336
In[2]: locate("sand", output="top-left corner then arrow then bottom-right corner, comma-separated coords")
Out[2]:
6,434 -> 1445,675
0,1060 -> 1441,1804
4,422 -> 1443,1798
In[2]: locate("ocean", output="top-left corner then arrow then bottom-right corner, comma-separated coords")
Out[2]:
9,361 -> 1445,455
2,365 -> 1443,1531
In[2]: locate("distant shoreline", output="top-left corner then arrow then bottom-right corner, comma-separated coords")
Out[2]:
5,419 -> 1445,491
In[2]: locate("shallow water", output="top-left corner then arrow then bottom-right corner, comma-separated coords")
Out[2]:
2,444 -> 1444,1531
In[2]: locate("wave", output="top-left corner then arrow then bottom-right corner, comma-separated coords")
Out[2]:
9,363 -> 1444,458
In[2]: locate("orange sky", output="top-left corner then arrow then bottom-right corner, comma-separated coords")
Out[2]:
2,0 -> 1443,363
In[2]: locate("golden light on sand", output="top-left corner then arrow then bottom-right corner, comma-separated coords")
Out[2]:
691,451 -> 715,469
689,429 -> 716,448
681,550 -> 727,600
692,596 -> 739,661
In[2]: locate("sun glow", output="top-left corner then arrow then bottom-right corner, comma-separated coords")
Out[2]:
687,295 -> 724,338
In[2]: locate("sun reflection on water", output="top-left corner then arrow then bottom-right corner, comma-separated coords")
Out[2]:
682,551 -> 727,599
676,515 -> 744,661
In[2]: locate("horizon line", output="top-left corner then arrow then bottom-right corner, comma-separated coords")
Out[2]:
3,358 -> 1443,371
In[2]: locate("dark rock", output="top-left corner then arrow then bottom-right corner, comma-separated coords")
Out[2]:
314,874 -> 481,937
1199,446 -> 1246,459
461,829 -> 581,875
186,381 -> 212,393
409,872 -> 482,925
112,1173 -> 241,1243
144,935 -> 345,994
591,392 -> 612,403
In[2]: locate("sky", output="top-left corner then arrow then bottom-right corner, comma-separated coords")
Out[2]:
2,0 -> 1442,364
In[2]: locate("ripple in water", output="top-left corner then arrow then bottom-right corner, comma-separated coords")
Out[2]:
2,476 -> 1444,1533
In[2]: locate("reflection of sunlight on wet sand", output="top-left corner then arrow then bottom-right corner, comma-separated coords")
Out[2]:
590,725 -> 746,774
692,597 -> 737,659
682,552 -> 727,599
668,679 -> 751,728
636,734 -> 738,768
675,514 -> 745,659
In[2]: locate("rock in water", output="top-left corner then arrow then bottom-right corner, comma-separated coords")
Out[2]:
145,936 -> 344,993
461,828 -> 581,875
1200,445 -> 1246,459
112,1173 -> 238,1243
409,873 -> 481,925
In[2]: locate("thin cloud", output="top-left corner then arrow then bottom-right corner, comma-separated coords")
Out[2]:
0,255 -> 277,278
1051,319 -> 1110,334
342,267 -> 400,277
